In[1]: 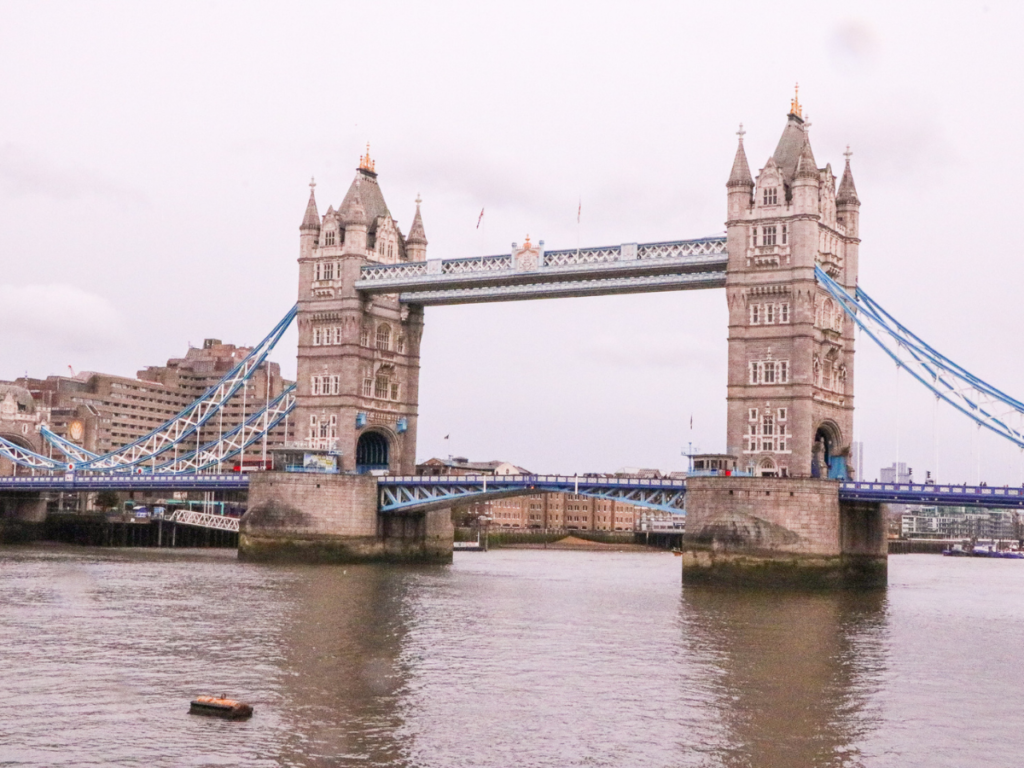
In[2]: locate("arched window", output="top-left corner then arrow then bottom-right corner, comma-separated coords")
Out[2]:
376,324 -> 391,351
823,299 -> 835,330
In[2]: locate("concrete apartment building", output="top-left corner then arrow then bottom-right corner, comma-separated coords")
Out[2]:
901,507 -> 1021,541
9,339 -> 291,467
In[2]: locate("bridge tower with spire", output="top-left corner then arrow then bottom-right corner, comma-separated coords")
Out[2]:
240,148 -> 452,564
724,90 -> 861,480
294,147 -> 426,474
682,92 -> 884,588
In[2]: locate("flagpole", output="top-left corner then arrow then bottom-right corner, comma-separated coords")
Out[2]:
576,195 -> 581,256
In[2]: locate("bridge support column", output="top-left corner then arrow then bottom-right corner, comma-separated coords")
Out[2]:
239,473 -> 452,564
681,477 -> 886,589
0,492 -> 47,543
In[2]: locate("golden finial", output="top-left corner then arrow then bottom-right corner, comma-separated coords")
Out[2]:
359,142 -> 375,172
789,83 -> 802,118
415,193 -> 422,205
524,234 -> 532,248
309,176 -> 316,190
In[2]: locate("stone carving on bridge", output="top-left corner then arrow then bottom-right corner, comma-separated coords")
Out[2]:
514,236 -> 542,272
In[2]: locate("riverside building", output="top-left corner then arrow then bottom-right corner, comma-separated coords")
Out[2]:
8,339 -> 291,467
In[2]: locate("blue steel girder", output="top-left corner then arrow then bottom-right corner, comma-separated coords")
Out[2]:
354,237 -> 727,305
0,473 -> 250,492
838,481 -> 1024,510
376,475 -> 688,515
816,266 -> 1024,450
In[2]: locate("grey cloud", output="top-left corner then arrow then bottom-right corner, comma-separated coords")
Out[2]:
0,144 -> 146,203
0,284 -> 126,352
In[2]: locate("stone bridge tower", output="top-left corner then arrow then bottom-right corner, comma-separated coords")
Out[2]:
294,148 -> 426,474
724,94 -> 861,479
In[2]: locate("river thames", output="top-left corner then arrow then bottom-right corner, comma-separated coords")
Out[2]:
1,546 -> 1022,767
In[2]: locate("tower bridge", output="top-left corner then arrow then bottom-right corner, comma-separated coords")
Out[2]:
3,97 -> 1023,586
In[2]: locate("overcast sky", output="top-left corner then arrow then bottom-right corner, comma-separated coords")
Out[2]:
1,1 -> 1022,482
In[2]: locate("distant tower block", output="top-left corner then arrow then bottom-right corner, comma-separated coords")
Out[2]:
294,148 -> 427,474
724,95 -> 861,480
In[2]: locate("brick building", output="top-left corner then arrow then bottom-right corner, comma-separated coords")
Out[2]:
415,457 -> 664,531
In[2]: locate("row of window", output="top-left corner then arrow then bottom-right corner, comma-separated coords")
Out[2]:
763,187 -> 779,206
753,224 -> 788,247
749,302 -> 790,325
308,414 -> 338,440
313,261 -> 338,281
358,323 -> 405,353
362,375 -> 401,401
312,327 -> 343,346
749,407 -> 787,422
745,415 -> 790,453
749,360 -> 790,385
816,299 -> 845,332
814,360 -> 847,393
311,375 -> 340,396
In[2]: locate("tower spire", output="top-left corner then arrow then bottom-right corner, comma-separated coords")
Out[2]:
727,123 -> 754,188
300,176 -> 320,231
837,146 -> 860,205
407,194 -> 427,246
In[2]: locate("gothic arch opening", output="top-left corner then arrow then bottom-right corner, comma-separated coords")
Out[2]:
812,421 -> 843,479
356,430 -> 390,474
756,457 -> 778,478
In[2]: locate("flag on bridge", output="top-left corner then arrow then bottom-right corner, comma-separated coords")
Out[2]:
577,198 -> 581,224
476,208 -> 484,229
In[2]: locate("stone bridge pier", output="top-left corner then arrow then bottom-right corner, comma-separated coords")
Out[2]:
0,492 -> 48,543
681,477 -> 887,588
239,473 -> 452,564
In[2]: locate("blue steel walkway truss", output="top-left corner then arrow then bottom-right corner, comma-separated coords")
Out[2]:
377,475 -> 688,515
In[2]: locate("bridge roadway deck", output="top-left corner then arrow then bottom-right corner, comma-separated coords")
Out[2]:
353,237 -> 728,305
2,474 -> 1023,512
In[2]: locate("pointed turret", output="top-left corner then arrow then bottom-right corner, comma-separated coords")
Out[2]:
836,152 -> 860,206
836,147 -> 861,241
406,195 -> 428,262
300,178 -> 321,232
298,178 -> 321,260
727,126 -> 754,188
407,196 -> 427,245
795,140 -> 818,180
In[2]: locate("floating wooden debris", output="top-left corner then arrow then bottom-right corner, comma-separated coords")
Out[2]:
189,695 -> 253,720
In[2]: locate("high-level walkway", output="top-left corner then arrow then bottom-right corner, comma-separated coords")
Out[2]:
354,237 -> 727,304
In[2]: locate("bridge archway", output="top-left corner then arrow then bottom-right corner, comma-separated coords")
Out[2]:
356,430 -> 390,474
813,421 -> 842,478
756,458 -> 778,478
